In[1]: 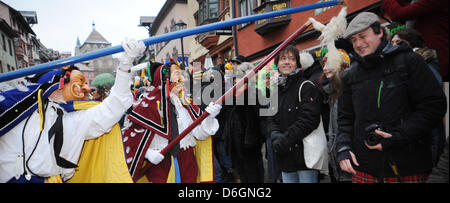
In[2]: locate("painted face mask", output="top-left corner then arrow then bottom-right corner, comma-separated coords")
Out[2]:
169,64 -> 187,102
62,70 -> 93,101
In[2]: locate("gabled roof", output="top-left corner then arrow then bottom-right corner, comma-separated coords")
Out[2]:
0,1 -> 36,35
84,28 -> 110,45
0,18 -> 18,38
150,0 -> 187,35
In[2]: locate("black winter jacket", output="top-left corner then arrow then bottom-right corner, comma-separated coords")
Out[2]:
336,41 -> 447,177
223,89 -> 264,157
261,70 -> 323,172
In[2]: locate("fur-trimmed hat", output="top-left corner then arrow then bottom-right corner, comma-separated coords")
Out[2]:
309,6 -> 350,73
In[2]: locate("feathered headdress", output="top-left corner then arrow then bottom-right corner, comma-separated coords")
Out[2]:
309,7 -> 349,73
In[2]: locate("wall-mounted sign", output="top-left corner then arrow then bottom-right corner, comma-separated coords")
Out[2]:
254,0 -> 291,35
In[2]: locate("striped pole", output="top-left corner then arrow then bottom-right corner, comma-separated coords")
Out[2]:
0,0 -> 342,82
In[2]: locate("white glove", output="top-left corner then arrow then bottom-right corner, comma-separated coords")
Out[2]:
205,102 -> 222,118
118,38 -> 146,72
130,62 -> 149,73
145,149 -> 165,165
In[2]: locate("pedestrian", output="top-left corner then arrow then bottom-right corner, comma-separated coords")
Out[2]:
391,28 -> 446,166
258,62 -> 282,183
223,62 -> 265,183
0,38 -> 146,183
317,49 -> 352,182
260,45 -> 324,183
382,0 -> 449,81
196,63 -> 234,183
391,28 -> 442,85
122,61 -> 222,183
310,6 -> 350,182
337,12 -> 447,183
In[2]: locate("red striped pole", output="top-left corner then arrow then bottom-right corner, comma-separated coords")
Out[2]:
138,20 -> 313,179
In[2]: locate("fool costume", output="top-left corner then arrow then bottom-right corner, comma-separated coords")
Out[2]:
123,63 -> 219,183
0,39 -> 145,183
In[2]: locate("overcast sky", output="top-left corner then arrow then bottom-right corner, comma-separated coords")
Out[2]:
2,0 -> 165,55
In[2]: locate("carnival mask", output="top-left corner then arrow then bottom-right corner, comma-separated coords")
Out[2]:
169,64 -> 186,95
62,70 -> 92,101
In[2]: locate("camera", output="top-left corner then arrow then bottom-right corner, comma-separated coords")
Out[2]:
364,124 -> 384,146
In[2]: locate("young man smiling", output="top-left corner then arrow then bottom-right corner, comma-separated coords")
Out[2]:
336,12 -> 447,183
261,45 -> 324,183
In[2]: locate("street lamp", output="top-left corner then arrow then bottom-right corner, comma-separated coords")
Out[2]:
175,20 -> 187,70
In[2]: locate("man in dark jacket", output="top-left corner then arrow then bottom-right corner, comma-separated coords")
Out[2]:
336,12 -> 447,183
261,45 -> 324,183
223,62 -> 265,183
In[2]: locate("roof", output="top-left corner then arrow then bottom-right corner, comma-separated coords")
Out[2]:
0,1 -> 36,35
19,11 -> 38,24
84,28 -> 110,45
140,16 -> 156,27
150,0 -> 187,35
0,18 -> 18,38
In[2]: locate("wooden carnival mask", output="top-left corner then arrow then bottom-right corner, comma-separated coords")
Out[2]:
169,64 -> 186,95
62,70 -> 93,101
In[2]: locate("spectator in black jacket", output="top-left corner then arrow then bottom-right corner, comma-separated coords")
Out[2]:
260,45 -> 324,183
223,62 -> 265,183
337,12 -> 447,183
391,28 -> 446,167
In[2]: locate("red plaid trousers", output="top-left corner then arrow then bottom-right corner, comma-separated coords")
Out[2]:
352,170 -> 428,183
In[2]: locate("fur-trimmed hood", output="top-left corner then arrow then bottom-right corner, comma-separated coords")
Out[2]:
415,47 -> 438,62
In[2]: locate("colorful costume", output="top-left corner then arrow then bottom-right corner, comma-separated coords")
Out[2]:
0,38 -> 145,183
0,70 -> 133,183
123,63 -> 218,183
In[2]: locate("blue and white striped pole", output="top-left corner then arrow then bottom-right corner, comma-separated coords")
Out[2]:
0,0 -> 342,82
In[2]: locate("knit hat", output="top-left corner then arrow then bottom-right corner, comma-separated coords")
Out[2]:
343,12 -> 380,39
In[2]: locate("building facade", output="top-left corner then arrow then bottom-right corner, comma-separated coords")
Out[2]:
188,0 -> 234,70
0,1 -> 37,71
150,0 -> 192,65
75,24 -> 118,75
233,0 -> 382,62
0,18 -> 17,73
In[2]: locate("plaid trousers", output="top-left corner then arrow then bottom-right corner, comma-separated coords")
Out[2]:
352,170 -> 429,183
